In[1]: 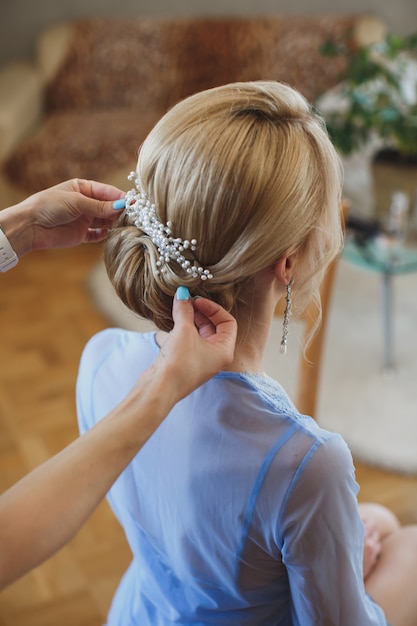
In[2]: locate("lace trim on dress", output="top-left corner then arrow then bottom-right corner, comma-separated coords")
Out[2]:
241,372 -> 300,416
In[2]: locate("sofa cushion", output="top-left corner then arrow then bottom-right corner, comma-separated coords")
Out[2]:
44,16 -> 355,110
4,15 -> 361,193
170,16 -> 355,103
4,109 -> 162,192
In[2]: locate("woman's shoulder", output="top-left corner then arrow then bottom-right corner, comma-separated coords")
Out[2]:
223,372 -> 353,472
78,329 -> 159,390
76,329 -> 160,430
82,328 -> 156,358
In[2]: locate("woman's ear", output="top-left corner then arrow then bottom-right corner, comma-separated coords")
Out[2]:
273,248 -> 298,285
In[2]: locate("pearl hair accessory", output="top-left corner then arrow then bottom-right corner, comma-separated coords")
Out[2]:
124,172 -> 213,281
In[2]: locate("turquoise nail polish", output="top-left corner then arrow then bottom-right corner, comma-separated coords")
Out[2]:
176,286 -> 190,301
113,198 -> 126,210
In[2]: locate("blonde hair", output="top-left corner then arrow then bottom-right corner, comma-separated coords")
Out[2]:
105,81 -> 343,332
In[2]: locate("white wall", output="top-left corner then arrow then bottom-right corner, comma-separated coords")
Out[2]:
0,0 -> 416,66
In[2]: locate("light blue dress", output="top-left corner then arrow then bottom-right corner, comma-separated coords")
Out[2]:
76,329 -> 388,625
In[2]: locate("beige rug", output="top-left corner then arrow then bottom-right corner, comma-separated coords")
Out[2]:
88,256 -> 417,474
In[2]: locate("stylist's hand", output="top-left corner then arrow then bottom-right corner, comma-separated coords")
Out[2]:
154,287 -> 237,401
1,178 -> 125,257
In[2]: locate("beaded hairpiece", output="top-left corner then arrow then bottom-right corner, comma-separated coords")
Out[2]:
124,172 -> 213,281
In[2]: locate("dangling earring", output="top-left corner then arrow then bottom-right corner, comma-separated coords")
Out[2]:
280,278 -> 294,354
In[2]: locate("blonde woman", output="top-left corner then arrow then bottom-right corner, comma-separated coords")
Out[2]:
77,81 -> 417,625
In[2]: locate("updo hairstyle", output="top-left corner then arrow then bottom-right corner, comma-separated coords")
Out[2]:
105,80 -> 343,332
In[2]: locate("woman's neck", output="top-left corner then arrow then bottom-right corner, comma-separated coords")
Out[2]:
224,273 -> 281,376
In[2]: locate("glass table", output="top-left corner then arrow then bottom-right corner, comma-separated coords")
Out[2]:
343,233 -> 417,369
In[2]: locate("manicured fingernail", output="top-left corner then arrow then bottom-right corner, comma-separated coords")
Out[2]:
176,286 -> 190,301
112,198 -> 126,210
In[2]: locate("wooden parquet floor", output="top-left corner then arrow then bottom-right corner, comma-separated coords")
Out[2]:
1,242 -> 417,625
0,244 -> 131,626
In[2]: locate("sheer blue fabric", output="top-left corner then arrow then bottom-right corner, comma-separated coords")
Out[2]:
76,329 -> 388,625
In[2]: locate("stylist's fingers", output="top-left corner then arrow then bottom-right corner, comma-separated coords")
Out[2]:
160,288 -> 237,397
76,179 -> 126,203
57,179 -> 126,222
171,287 -> 197,330
171,287 -> 237,355
83,226 -> 113,243
73,194 -> 126,223
193,297 -> 237,347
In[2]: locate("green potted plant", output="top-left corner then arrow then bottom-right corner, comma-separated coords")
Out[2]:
315,30 -> 417,221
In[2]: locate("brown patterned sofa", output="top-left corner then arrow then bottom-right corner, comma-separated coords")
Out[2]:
0,14 -> 385,199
